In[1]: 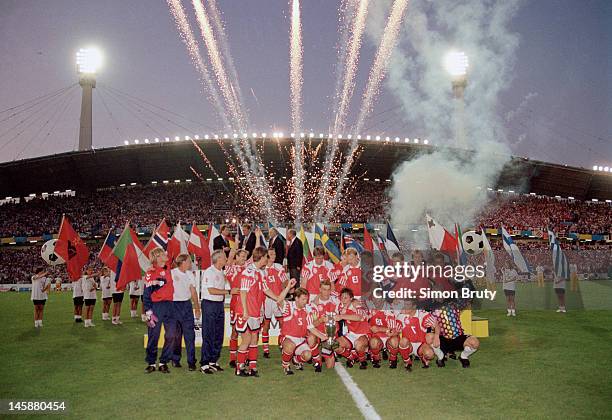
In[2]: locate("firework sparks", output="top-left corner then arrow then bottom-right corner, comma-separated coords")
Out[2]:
325,0 -> 409,220
289,0 -> 305,223
166,0 -> 229,129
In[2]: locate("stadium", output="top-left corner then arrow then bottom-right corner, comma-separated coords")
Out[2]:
1,1 -> 611,419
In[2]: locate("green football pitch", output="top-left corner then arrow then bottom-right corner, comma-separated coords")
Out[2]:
1,282 -> 611,420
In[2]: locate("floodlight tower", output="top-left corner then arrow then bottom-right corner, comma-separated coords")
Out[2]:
76,47 -> 102,151
444,51 -> 469,149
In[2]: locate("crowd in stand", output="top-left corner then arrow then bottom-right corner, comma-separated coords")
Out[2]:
0,182 -> 610,284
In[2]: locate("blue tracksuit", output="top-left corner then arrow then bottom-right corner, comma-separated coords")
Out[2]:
171,300 -> 196,365
143,267 -> 177,366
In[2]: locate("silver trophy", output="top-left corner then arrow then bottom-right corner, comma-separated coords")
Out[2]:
322,313 -> 339,350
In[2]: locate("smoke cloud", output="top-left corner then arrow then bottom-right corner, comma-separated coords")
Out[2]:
365,0 -> 524,242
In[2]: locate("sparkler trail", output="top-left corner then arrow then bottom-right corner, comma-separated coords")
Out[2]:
191,139 -> 222,178
315,0 -> 369,220
207,0 -> 248,124
192,0 -> 246,131
325,0 -> 409,220
167,0 -> 229,129
289,0 -> 305,223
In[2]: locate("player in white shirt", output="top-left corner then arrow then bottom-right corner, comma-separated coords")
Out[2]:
82,269 -> 98,327
31,267 -> 51,328
503,268 -> 517,317
72,274 -> 84,323
129,278 -> 145,319
109,271 -> 124,325
99,267 -> 113,321
170,254 -> 201,371
54,276 -> 62,292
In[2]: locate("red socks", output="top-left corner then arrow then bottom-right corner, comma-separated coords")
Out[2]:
229,338 -> 238,362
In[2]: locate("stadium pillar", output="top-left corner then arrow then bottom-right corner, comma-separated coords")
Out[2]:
78,76 -> 95,151
452,78 -> 467,150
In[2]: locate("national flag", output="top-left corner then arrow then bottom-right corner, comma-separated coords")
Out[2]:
188,222 -> 211,269
342,230 -> 365,254
548,229 -> 570,280
143,219 -> 170,258
454,223 -> 468,265
384,223 -> 400,252
112,222 -> 144,291
98,228 -> 119,270
209,224 -> 221,254
129,227 -> 150,271
167,222 -> 189,263
501,226 -> 530,273
299,225 -> 312,264
314,224 -> 341,263
313,223 -> 323,248
425,214 -> 458,255
55,215 -> 90,281
363,225 -> 375,253
481,227 -> 496,283
256,224 -> 268,248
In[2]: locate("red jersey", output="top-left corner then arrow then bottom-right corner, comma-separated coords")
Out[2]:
145,266 -> 174,303
311,295 -> 340,333
337,265 -> 362,298
302,260 -> 334,295
264,263 -> 287,296
341,302 -> 370,335
236,264 -> 268,318
398,310 -> 435,343
225,264 -> 245,311
369,310 -> 399,339
280,301 -> 314,338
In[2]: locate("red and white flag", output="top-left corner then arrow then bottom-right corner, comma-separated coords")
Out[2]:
363,225 -> 375,253
426,214 -> 458,254
167,222 -> 189,263
55,215 -> 90,280
188,222 -> 211,269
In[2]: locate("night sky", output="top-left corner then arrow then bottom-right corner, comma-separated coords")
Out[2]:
0,0 -> 610,168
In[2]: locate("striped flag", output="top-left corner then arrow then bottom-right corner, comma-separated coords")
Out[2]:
143,219 -> 169,258
188,222 -> 211,269
113,222 -> 145,291
299,225 -> 312,264
98,228 -> 119,270
548,229 -> 570,280
481,227 -> 496,284
384,223 -> 400,252
501,226 -> 530,273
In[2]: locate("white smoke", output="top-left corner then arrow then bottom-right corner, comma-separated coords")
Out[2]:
365,0 -> 524,242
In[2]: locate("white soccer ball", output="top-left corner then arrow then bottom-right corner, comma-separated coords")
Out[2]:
41,239 -> 65,266
461,231 -> 484,255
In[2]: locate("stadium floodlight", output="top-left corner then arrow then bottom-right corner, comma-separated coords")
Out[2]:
347,134 -> 352,139
151,181 -> 157,184
444,51 -> 469,77
385,136 -> 390,141
144,139 -> 149,144
186,179 -> 192,182
598,166 -> 603,171
290,133 -> 295,138
165,137 -> 170,142
414,138 -> 419,144
300,132 -> 305,138
154,137 -> 159,142
194,135 -> 199,139
424,139 -> 429,145
366,135 -> 371,140
309,132 -> 314,138
76,47 -> 103,75
279,132 -> 284,137
375,136 -> 380,141
130,182 -> 136,186
592,165 -> 598,170
605,167 -> 610,172
253,133 -> 258,137
568,196 -> 574,200
163,180 -> 169,184
174,180 -> 180,183
262,133 -> 267,138
319,133 -> 324,138
123,140 -> 129,145
134,139 -> 139,144
357,135 -> 361,139
185,136 -> 190,140
395,137 -> 400,142
119,183 -> 126,187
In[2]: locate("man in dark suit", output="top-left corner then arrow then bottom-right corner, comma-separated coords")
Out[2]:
285,229 -> 303,283
268,228 -> 285,265
239,224 -> 257,258
212,225 -> 231,257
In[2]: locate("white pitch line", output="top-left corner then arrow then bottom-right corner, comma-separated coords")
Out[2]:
334,364 -> 381,420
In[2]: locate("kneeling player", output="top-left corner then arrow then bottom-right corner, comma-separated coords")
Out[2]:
280,288 -> 328,375
309,279 -> 340,371
432,302 -> 480,367
336,288 -> 370,369
397,301 -> 436,371
368,304 -> 400,369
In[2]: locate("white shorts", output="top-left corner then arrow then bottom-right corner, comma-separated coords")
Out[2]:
411,341 -> 425,356
284,335 -> 309,355
345,332 -> 368,347
235,316 -> 262,333
264,297 -> 282,320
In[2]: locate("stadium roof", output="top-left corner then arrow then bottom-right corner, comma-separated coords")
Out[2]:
1,138 -> 611,201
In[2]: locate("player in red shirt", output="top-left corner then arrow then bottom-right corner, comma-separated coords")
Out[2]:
331,253 -> 347,296
336,248 -> 362,299
335,287 -> 370,369
301,246 -> 335,300
279,288 -> 328,375
235,247 -> 294,377
368,302 -> 401,369
396,300 -> 437,370
225,248 -> 248,368
262,247 -> 288,357
308,279 -> 340,370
